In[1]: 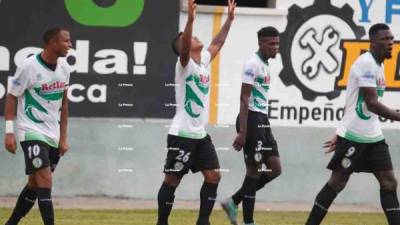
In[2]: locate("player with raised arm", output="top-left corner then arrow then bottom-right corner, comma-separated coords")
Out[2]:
156,1 -> 236,225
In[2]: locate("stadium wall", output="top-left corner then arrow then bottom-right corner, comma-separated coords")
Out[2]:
0,119 -> 399,204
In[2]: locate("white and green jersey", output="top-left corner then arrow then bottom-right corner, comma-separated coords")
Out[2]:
242,52 -> 271,115
168,51 -> 211,139
337,52 -> 385,143
8,54 -> 70,148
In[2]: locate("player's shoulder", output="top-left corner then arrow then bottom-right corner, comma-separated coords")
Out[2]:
19,54 -> 37,69
57,57 -> 69,67
57,57 -> 72,73
354,52 -> 377,68
352,52 -> 378,73
244,54 -> 259,67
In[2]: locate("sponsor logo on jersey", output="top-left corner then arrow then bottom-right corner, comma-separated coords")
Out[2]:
199,74 -> 209,84
12,78 -> 21,86
361,73 -> 374,80
245,68 -> 255,77
41,81 -> 66,93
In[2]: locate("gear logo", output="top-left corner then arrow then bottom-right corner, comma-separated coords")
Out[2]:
279,0 -> 365,101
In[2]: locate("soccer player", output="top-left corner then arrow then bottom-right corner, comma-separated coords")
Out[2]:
4,26 -> 71,225
156,0 -> 235,225
221,27 -> 281,225
305,23 -> 400,225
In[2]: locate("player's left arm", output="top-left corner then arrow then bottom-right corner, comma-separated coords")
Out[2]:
207,0 -> 236,61
361,87 -> 400,121
59,90 -> 70,156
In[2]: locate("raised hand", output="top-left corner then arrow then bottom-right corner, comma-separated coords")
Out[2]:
188,0 -> 197,22
227,0 -> 236,21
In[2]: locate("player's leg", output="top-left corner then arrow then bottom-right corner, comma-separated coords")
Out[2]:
34,166 -> 54,225
306,136 -> 367,225
258,154 -> 282,189
305,169 -> 350,225
35,143 -> 61,225
157,135 -> 193,225
223,155 -> 281,225
157,174 -> 182,225
374,170 -> 400,225
196,169 -> 221,225
228,156 -> 281,205
6,141 -> 56,225
223,166 -> 258,225
195,135 -> 221,225
366,140 -> 400,225
5,176 -> 38,225
241,164 -> 259,225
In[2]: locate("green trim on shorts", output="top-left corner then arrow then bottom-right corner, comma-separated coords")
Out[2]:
344,130 -> 384,143
24,131 -> 58,148
177,130 -> 206,139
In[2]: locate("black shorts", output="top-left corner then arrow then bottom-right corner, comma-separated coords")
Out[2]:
327,136 -> 393,173
236,110 -> 279,168
21,141 -> 60,175
163,134 -> 220,177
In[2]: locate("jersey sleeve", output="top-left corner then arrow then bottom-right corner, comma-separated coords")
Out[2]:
356,63 -> 377,88
8,62 -> 33,97
242,60 -> 257,85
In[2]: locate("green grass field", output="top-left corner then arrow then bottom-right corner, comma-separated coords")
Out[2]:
0,208 -> 388,225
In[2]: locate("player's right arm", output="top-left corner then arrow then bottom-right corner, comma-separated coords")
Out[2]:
233,61 -> 256,151
4,61 -> 32,154
361,87 -> 400,121
179,0 -> 196,67
233,83 -> 252,151
4,94 -> 17,154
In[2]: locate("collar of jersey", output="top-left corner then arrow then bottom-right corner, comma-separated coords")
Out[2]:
36,54 -> 57,72
256,51 -> 269,66
367,51 -> 383,67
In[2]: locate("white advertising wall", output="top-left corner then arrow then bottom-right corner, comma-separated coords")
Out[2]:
183,0 -> 400,128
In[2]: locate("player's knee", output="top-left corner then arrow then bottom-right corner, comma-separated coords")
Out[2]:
380,177 -> 398,192
205,171 -> 221,184
328,178 -> 348,192
272,166 -> 282,178
164,175 -> 182,187
35,168 -> 52,188
28,176 -> 37,188
246,166 -> 259,178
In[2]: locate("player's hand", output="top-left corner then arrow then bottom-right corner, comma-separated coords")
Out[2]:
227,0 -> 236,21
188,0 -> 196,22
233,132 -> 246,151
323,135 -> 337,154
4,133 -> 17,154
58,141 -> 70,156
